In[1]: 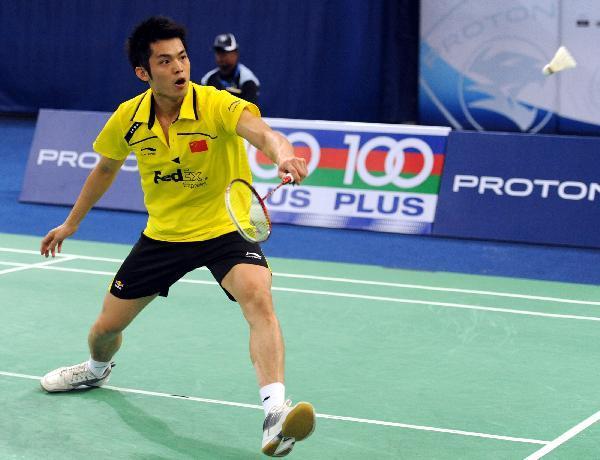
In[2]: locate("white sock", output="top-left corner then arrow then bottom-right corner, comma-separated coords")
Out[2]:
260,382 -> 285,416
87,357 -> 110,378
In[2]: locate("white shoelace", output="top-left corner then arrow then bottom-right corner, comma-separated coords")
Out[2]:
59,363 -> 97,384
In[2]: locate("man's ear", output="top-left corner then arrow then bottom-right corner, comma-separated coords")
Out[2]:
135,66 -> 150,82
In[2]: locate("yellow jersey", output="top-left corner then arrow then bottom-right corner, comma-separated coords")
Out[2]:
93,82 -> 260,241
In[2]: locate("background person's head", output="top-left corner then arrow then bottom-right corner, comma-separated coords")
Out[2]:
127,16 -> 190,98
213,33 -> 239,75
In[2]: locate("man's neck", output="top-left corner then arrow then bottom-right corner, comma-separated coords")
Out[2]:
153,92 -> 183,122
219,64 -> 238,80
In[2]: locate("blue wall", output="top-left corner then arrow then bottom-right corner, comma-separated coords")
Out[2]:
0,0 -> 417,124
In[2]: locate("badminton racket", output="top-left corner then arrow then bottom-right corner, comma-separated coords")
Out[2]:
225,173 -> 294,243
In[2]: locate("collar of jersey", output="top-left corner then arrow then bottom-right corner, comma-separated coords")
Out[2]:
131,84 -> 199,126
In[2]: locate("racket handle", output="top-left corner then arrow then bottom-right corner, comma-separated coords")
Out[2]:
261,172 -> 295,202
282,172 -> 294,184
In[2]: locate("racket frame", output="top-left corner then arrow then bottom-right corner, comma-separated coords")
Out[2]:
225,178 -> 272,243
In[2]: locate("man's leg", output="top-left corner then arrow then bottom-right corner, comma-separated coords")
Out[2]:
220,264 -> 283,387
221,263 -> 315,457
89,292 -> 158,361
40,292 -> 156,392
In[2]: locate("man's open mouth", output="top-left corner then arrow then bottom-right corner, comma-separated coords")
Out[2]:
175,78 -> 186,86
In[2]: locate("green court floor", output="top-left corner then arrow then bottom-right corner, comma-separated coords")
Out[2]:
1,233 -> 599,459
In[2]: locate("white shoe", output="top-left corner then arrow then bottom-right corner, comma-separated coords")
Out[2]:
40,361 -> 114,392
261,400 -> 316,457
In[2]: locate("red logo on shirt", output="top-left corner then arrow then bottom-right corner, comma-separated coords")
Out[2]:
189,140 -> 208,153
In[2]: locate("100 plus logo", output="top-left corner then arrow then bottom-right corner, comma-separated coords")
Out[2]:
247,132 -> 436,189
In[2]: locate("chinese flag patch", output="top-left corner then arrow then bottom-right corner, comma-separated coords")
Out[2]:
189,140 -> 208,153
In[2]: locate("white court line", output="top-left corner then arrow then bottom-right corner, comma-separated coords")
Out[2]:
0,370 -> 548,446
273,273 -> 600,307
0,247 -> 124,263
524,409 -> 600,459
0,263 -> 119,277
269,287 -> 600,322
2,262 -> 600,322
0,247 -> 598,307
0,256 -> 77,276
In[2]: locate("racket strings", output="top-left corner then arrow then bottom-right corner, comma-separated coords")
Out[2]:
227,180 -> 270,242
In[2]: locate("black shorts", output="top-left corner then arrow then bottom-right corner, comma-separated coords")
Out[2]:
109,231 -> 269,302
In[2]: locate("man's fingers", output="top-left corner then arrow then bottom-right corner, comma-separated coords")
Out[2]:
41,226 -> 72,258
283,167 -> 300,184
43,238 -> 58,258
50,238 -> 65,257
41,233 -> 53,257
281,158 -> 307,184
295,158 -> 308,179
42,243 -> 55,258
298,160 -> 308,178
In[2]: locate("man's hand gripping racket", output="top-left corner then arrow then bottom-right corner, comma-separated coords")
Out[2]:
225,173 -> 295,243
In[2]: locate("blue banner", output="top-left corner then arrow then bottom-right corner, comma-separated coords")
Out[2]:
20,109 -> 145,212
433,131 -> 600,248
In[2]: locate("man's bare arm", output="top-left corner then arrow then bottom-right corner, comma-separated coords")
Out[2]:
235,109 -> 307,183
41,156 -> 124,257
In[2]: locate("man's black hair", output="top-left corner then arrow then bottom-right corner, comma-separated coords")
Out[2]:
127,16 -> 187,77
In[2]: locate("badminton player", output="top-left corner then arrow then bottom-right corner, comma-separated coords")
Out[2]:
38,16 -> 313,457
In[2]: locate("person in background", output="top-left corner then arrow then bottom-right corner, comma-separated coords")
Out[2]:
201,33 -> 260,104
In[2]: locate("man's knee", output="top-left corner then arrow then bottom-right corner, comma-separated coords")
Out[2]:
239,285 -> 277,323
243,280 -> 272,303
223,265 -> 272,303
90,316 -> 125,337
91,293 -> 155,337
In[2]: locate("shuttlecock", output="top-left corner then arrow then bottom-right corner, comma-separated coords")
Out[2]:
542,46 -> 577,75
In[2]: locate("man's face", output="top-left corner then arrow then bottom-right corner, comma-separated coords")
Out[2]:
215,50 -> 238,75
137,38 -> 190,99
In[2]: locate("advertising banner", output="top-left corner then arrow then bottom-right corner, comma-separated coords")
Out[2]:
433,130 -> 600,248
20,109 -> 145,211
20,110 -> 451,234
557,0 -> 600,134
420,0 -> 560,133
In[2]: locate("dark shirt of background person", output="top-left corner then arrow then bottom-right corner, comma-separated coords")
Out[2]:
201,33 -> 260,105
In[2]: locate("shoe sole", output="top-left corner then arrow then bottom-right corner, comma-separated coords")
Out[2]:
40,376 -> 110,393
40,381 -> 105,392
262,402 -> 316,456
282,402 -> 316,441
262,436 -> 295,457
